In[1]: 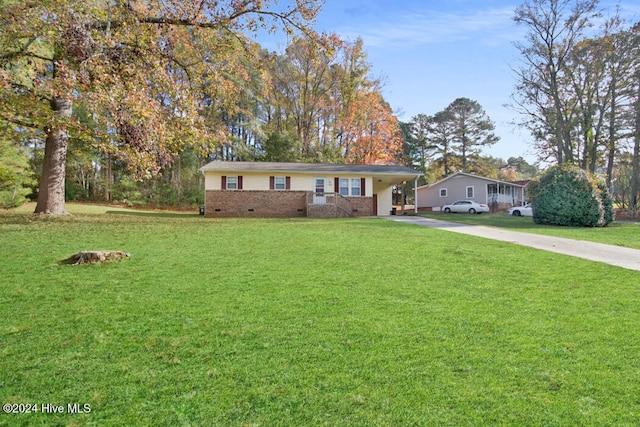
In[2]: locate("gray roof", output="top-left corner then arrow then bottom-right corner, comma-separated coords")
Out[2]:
418,171 -> 527,189
200,161 -> 422,176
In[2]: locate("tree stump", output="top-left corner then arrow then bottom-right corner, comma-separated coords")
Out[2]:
69,251 -> 130,265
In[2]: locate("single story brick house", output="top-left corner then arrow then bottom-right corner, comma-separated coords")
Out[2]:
200,161 -> 422,218
417,171 -> 529,212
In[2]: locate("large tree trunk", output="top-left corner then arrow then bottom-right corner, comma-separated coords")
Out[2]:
35,97 -> 72,215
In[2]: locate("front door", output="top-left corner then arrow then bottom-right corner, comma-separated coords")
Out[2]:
313,178 -> 326,204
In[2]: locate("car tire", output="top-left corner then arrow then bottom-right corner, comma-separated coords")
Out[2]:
444,208 -> 451,213
469,208 -> 476,214
512,210 -> 521,216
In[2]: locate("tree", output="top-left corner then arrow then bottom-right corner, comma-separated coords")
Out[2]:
512,0 -> 600,165
0,0 -> 321,215
258,35 -> 401,164
427,110 -> 458,176
612,152 -> 635,209
0,136 -> 35,208
632,63 -> 640,217
398,121 -> 418,170
406,114 -> 435,176
505,156 -> 540,179
266,36 -> 338,159
261,131 -> 301,162
341,90 -> 403,164
444,98 -> 499,171
566,37 -> 607,173
602,23 -> 640,187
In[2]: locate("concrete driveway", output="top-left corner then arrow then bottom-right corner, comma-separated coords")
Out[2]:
388,216 -> 640,272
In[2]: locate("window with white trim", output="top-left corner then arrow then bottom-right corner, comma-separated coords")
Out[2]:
226,176 -> 238,190
339,178 -> 349,196
466,186 -> 474,198
439,188 -> 447,197
274,176 -> 286,190
350,178 -> 361,196
339,178 -> 362,196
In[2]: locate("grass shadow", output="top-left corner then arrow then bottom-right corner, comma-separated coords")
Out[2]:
58,255 -> 78,266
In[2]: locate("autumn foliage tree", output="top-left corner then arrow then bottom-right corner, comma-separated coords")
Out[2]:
340,90 -> 402,164
259,36 -> 401,164
0,0 -> 321,214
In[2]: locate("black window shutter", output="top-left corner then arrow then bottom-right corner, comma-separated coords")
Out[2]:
269,176 -> 275,190
221,175 -> 227,190
238,176 -> 243,190
361,178 -> 366,196
334,177 -> 340,193
285,176 -> 291,190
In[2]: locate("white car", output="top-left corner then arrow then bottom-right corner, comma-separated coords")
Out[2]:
442,200 -> 490,214
508,204 -> 533,217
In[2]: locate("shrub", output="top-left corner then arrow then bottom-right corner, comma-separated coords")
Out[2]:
0,139 -> 35,209
111,176 -> 145,207
529,164 -> 614,227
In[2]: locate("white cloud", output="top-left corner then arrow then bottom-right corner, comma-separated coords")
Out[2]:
335,6 -> 521,49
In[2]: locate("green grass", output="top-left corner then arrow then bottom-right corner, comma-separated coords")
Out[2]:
420,212 -> 640,250
2,204 -> 640,425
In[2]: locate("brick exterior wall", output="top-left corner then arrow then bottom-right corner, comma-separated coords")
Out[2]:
205,190 -> 307,217
204,190 -> 374,218
349,196 -> 374,216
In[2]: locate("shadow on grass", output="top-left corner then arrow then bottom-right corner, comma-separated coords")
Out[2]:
420,212 -> 633,230
419,213 -> 540,229
106,210 -> 200,219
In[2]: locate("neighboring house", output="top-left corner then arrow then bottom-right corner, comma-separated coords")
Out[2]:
199,161 -> 422,218
417,171 -> 528,211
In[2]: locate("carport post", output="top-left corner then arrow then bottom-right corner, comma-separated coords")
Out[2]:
414,176 -> 419,214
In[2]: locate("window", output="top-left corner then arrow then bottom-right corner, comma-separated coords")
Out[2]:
338,178 -> 363,196
222,175 -> 243,190
351,179 -> 361,196
439,188 -> 447,197
466,186 -> 474,198
274,176 -> 286,190
226,176 -> 237,190
270,176 -> 290,190
339,178 -> 349,196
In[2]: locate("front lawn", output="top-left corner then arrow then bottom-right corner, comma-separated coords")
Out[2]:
420,212 -> 640,250
1,207 -> 639,425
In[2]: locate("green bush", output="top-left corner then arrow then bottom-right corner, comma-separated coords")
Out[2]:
0,139 -> 35,209
530,164 -> 614,227
111,176 -> 145,207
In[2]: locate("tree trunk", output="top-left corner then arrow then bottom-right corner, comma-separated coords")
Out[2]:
35,97 -> 72,215
631,74 -> 640,219
606,81 -> 617,188
550,69 -> 566,165
104,152 -> 112,202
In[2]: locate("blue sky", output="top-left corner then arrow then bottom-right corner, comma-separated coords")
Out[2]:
305,0 -> 640,165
